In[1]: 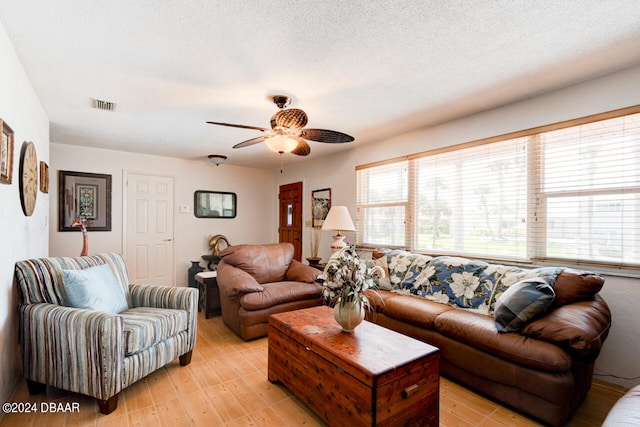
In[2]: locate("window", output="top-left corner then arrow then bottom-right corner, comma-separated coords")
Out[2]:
413,138 -> 528,260
356,161 -> 409,247
356,106 -> 640,269
533,114 -> 640,266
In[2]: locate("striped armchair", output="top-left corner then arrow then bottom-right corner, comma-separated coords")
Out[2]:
14,252 -> 198,414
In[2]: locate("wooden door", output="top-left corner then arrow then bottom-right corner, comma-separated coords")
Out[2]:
124,172 -> 175,285
279,182 -> 303,261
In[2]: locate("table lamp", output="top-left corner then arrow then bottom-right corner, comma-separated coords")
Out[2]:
321,206 -> 356,252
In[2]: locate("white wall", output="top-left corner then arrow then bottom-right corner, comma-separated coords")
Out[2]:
278,63 -> 640,389
0,24 -> 49,408
50,144 -> 277,284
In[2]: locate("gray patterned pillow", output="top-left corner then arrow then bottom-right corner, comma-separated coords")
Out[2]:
494,278 -> 555,332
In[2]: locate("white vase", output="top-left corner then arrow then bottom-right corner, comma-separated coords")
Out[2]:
333,300 -> 365,332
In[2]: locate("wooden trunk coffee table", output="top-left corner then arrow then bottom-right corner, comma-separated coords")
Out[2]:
268,306 -> 439,427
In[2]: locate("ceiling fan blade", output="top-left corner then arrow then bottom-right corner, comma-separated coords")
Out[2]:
291,139 -> 311,156
232,135 -> 267,149
301,128 -> 354,143
207,121 -> 269,132
270,109 -> 308,130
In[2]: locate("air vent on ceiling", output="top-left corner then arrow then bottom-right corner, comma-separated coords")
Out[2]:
91,98 -> 116,111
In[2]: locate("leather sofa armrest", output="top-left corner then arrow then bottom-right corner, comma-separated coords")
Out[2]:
217,262 -> 264,298
520,294 -> 611,361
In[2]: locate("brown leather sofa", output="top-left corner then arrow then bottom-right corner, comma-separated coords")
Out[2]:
364,250 -> 612,427
216,243 -> 323,340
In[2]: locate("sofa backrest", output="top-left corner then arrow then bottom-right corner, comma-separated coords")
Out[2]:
14,252 -> 131,306
219,243 -> 293,284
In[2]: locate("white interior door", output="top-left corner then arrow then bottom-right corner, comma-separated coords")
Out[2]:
124,172 -> 174,285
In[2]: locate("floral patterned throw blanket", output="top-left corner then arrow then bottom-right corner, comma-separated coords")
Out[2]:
381,250 -> 563,316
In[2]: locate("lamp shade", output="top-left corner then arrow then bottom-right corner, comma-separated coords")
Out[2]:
321,206 -> 356,232
265,135 -> 298,153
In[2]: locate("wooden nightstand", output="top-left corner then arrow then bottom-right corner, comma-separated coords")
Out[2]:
195,271 -> 221,318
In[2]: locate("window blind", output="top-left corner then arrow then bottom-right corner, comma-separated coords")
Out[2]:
356,160 -> 408,248
413,138 -> 528,260
531,113 -> 640,266
356,106 -> 640,269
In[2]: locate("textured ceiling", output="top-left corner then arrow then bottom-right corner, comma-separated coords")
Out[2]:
1,1 -> 640,169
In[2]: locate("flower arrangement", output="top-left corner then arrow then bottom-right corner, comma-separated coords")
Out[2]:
321,245 -> 385,311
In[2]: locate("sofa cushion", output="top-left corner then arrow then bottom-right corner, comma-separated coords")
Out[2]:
63,264 -> 129,313
494,278 -> 555,332
377,293 -> 456,329
552,268 -> 604,306
240,281 -> 322,311
284,259 -> 321,283
363,289 -> 396,311
434,309 -> 572,373
121,307 -> 188,356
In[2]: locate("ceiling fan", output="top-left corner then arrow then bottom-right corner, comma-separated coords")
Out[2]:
206,95 -> 354,157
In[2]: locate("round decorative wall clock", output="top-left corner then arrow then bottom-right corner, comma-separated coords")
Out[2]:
19,141 -> 38,216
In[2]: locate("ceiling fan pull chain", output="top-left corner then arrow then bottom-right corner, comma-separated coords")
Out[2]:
280,153 -> 284,173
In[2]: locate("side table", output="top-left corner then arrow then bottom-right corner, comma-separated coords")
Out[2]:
194,271 -> 221,318
309,262 -> 327,271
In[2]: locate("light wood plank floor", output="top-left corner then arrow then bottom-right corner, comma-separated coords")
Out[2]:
1,311 -> 628,427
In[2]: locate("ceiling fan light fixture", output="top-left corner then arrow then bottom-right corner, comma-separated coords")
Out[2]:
265,135 -> 298,154
208,154 -> 227,166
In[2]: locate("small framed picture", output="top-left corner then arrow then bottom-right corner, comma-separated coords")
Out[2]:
312,188 -> 331,227
39,161 -> 49,193
58,170 -> 112,231
1,119 -> 14,184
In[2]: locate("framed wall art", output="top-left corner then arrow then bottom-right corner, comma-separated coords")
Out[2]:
58,170 -> 112,231
311,187 -> 331,227
0,119 -> 14,184
39,161 -> 49,193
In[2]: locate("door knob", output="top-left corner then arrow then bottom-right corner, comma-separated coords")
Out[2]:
163,238 -> 173,242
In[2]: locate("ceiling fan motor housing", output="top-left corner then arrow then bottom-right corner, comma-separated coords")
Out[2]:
271,109 -> 308,130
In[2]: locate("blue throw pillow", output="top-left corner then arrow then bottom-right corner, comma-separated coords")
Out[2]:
494,278 -> 555,332
63,264 -> 129,313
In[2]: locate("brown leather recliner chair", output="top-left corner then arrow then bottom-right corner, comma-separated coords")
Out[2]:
217,243 -> 323,340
